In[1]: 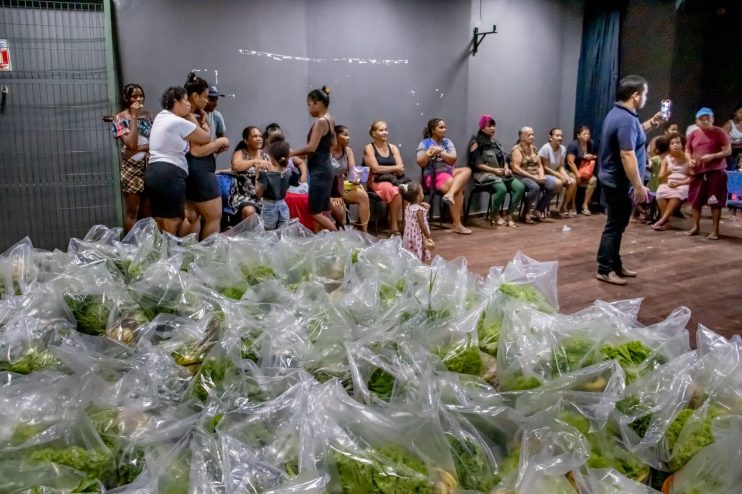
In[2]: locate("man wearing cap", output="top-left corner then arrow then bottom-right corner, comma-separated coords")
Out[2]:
595,74 -> 662,286
205,86 -> 226,140
686,107 -> 731,240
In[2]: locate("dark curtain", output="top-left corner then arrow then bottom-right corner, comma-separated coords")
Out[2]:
573,0 -> 625,150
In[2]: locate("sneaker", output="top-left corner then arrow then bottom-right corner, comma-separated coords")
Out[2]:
617,267 -> 637,278
596,271 -> 628,285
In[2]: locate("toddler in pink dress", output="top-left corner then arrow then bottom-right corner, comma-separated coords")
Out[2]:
400,183 -> 435,262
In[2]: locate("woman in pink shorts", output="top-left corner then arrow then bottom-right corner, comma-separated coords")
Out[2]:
415,118 -> 472,234
363,120 -> 404,234
652,132 -> 691,230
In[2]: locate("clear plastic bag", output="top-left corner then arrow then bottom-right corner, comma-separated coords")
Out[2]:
573,468 -> 661,494
495,251 -> 559,313
315,381 -> 456,494
0,237 -> 38,299
614,351 -> 699,463
666,431 -> 742,494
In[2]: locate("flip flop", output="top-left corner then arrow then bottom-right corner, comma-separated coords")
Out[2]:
452,227 -> 472,235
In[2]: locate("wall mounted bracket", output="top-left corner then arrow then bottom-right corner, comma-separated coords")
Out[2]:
472,25 -> 497,56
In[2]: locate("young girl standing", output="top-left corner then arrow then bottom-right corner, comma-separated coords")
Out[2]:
256,140 -> 301,230
652,132 -> 692,231
400,183 -> 435,262
290,86 -> 337,232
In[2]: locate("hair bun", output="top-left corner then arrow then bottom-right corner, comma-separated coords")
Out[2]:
322,85 -> 332,95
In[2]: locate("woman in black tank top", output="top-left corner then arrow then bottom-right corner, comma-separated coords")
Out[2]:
290,85 -> 338,232
363,120 -> 404,234
182,72 -> 230,239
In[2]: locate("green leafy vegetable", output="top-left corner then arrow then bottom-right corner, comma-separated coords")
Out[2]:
437,343 -> 484,376
192,356 -> 233,402
219,285 -> 248,300
331,444 -> 434,494
29,446 -> 115,487
499,372 -> 542,392
240,264 -> 277,286
379,280 -> 405,304
447,433 -> 499,492
367,368 -> 395,402
600,340 -> 655,384
558,411 -> 649,482
552,338 -> 599,375
616,396 -> 653,438
498,283 -> 554,312
667,407 -> 724,472
0,348 -> 62,374
64,293 -> 111,335
476,311 -> 502,357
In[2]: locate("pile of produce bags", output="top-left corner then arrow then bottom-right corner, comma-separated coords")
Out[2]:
0,217 -> 740,493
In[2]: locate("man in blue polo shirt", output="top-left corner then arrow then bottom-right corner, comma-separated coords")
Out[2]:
596,75 -> 662,285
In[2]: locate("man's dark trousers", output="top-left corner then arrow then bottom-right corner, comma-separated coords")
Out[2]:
597,184 -> 633,275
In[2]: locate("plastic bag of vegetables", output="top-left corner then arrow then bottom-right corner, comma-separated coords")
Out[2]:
439,408 -> 501,492
315,380 -> 457,494
0,237 -> 39,299
614,351 -> 699,460
492,251 -> 559,313
505,420 -> 590,493
573,468 -> 662,494
0,408 -> 117,491
664,429 -> 742,494
216,379 -> 320,491
346,339 -> 438,408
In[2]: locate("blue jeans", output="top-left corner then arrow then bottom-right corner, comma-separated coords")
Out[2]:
596,184 -> 632,275
519,175 -> 559,215
261,199 -> 289,230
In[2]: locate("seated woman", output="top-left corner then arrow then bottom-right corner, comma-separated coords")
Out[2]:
652,132 -> 691,231
565,126 -> 598,215
229,126 -> 271,220
330,125 -> 370,232
416,118 -> 472,235
510,126 -> 558,223
363,120 -> 404,234
538,128 -> 570,217
467,115 -> 524,227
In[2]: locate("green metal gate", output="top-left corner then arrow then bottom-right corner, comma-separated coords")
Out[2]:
0,0 -> 119,251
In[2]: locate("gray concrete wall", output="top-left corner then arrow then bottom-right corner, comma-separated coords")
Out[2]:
467,0 -> 584,147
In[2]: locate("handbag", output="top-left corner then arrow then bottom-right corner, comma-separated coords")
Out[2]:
375,173 -> 411,186
375,173 -> 399,185
579,158 -> 596,180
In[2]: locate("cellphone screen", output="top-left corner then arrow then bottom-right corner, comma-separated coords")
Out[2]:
661,99 -> 672,121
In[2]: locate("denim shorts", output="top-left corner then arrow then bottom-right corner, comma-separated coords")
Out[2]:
261,199 -> 290,229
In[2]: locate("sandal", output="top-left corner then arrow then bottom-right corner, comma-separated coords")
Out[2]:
452,226 -> 472,235
651,222 -> 669,231
497,217 -> 506,226
507,220 -> 517,228
442,195 -> 455,206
